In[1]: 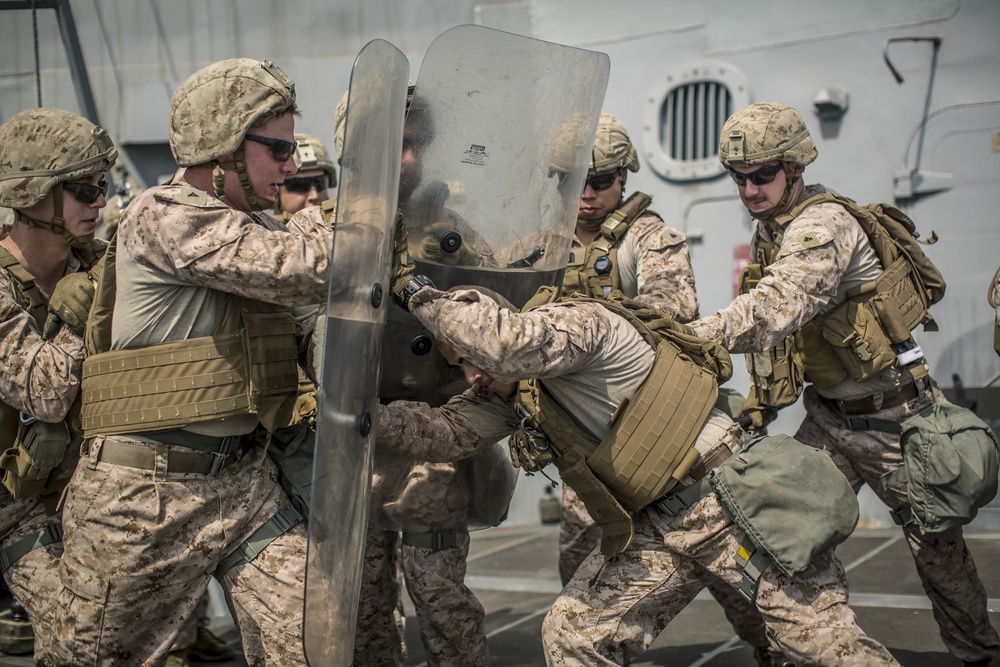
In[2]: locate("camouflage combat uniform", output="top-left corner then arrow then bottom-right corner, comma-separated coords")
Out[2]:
47,183 -> 335,667
0,255 -> 87,657
379,286 -> 900,666
691,182 -> 1000,665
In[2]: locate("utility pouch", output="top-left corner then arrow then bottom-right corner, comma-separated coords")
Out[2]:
745,337 -> 804,409
880,402 -> 1000,534
821,299 -> 896,383
0,417 -> 71,498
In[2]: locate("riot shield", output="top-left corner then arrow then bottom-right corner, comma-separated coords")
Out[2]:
303,39 -> 408,666
375,25 -> 609,534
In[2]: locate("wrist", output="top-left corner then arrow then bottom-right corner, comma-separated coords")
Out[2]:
400,275 -> 435,311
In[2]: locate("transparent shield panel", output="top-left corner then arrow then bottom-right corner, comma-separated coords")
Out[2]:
303,38 -> 408,667
376,25 -> 609,532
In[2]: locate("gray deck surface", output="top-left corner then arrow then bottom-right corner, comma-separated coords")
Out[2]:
5,524 -> 996,666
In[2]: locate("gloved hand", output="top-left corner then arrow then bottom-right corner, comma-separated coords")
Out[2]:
390,217 -> 417,308
43,271 -> 95,338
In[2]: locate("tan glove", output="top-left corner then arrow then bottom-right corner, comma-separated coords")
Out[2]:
43,271 -> 95,338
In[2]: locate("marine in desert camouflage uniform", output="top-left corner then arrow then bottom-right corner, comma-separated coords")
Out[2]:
376,275 -> 901,667
556,112 -> 780,665
689,101 -> 1000,667
45,58 -> 345,667
0,108 -> 116,660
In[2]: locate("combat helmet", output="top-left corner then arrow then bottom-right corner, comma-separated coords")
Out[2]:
0,108 -> 118,247
718,102 -> 817,169
588,113 -> 639,176
718,102 -> 817,220
168,58 -> 296,211
334,82 -> 419,167
292,133 -> 337,188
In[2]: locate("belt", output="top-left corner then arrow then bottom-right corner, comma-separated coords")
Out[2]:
654,438 -> 736,517
401,530 -> 467,551
90,433 -> 252,477
831,377 -> 928,416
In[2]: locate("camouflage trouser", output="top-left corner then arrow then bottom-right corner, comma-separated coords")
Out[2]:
0,492 -> 62,651
559,482 -> 770,651
797,386 -> 1000,664
401,536 -> 490,667
40,436 -> 308,667
354,527 -> 406,667
542,492 -> 899,667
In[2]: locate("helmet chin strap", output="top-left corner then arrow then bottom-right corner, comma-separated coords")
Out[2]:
14,185 -> 92,248
212,144 -> 271,212
749,163 -> 799,222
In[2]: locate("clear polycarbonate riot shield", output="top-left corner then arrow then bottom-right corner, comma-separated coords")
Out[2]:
304,39 -> 408,667
376,25 -> 609,533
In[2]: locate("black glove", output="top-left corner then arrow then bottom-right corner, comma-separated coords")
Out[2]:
390,218 -> 417,308
43,271 -> 95,338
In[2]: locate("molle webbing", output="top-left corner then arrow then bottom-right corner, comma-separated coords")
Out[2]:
81,304 -> 299,437
562,192 -> 652,298
0,247 -> 47,328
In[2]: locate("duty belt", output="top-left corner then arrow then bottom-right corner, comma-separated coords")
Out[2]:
88,430 -> 253,477
828,377 -> 933,432
653,437 -> 736,517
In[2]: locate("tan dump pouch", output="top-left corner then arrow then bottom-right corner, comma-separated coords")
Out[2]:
588,341 -> 717,511
81,332 -> 252,437
0,418 -> 70,498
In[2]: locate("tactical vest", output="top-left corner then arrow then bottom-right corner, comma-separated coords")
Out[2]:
0,241 -> 104,497
561,192 -> 653,299
741,193 -> 939,406
80,235 -> 300,438
513,291 -> 731,556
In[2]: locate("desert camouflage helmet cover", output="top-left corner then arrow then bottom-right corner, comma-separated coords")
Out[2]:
718,101 -> 817,169
588,113 -> 639,176
0,108 -> 117,208
333,81 -> 416,165
169,58 -> 296,166
293,133 -> 337,187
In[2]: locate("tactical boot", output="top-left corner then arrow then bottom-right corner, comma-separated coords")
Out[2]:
164,650 -> 191,667
0,599 -> 34,656
754,645 -> 795,667
187,626 -> 236,662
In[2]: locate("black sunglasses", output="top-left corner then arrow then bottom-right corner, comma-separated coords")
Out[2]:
63,179 -> 109,204
245,134 -> 297,162
583,171 -> 620,193
728,164 -> 783,187
283,174 -> 330,194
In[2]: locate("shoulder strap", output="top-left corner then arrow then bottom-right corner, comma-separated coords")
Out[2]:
599,191 -> 652,242
0,245 -> 47,328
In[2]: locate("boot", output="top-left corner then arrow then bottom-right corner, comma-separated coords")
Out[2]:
0,599 -> 33,656
187,625 -> 236,662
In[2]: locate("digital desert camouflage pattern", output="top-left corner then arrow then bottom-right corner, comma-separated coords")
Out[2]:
567,213 -> 699,320
542,490 -> 898,667
46,172 -> 336,665
46,440 -> 307,667
113,183 -> 332,314
382,287 -> 898,666
795,386 -> 1000,664
0,108 -> 117,209
0,495 -> 62,653
990,266 -> 1000,356
587,113 -> 639,176
168,58 -> 295,167
354,526 -> 407,667
691,177 -> 1000,663
717,101 -> 818,169
0,270 -> 85,421
292,132 -> 337,185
